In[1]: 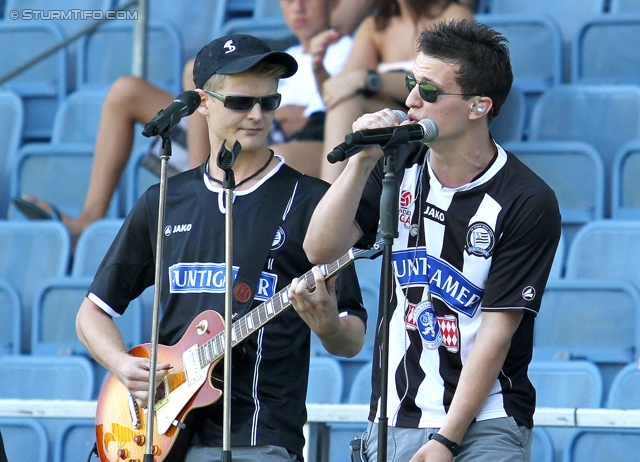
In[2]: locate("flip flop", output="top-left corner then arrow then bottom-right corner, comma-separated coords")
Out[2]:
12,196 -> 62,220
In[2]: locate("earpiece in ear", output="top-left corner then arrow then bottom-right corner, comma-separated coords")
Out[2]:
472,103 -> 486,115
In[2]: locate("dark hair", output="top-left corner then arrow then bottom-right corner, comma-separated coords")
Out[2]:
417,19 -> 513,119
373,0 -> 452,31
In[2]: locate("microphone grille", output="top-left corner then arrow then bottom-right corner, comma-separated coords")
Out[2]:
418,119 -> 439,143
392,110 -> 408,123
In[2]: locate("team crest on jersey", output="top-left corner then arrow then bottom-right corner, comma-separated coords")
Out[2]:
405,302 -> 459,352
465,222 -> 495,258
271,227 -> 286,250
399,190 -> 413,228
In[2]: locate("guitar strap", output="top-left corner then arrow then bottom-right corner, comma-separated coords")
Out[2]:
231,163 -> 302,317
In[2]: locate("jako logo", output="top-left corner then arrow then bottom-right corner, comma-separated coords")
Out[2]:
164,224 -> 192,236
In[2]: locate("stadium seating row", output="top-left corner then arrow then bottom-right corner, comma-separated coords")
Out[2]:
2,356 -> 640,462
3,0 -> 640,143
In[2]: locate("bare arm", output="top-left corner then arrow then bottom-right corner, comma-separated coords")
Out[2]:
76,298 -> 170,405
289,267 -> 365,357
330,0 -> 374,36
322,17 -> 380,110
409,310 -> 525,462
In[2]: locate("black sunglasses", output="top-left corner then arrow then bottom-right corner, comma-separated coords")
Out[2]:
405,74 -> 476,103
204,89 -> 281,112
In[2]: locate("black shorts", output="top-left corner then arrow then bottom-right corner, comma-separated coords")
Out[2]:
268,111 -> 326,145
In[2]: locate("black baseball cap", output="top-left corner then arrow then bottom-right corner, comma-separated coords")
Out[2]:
193,34 -> 298,89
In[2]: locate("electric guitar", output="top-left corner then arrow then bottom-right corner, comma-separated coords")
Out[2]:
94,242 -> 382,462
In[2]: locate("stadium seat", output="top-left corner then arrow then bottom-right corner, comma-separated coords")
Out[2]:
534,279 -> 640,364
0,417 -> 48,462
112,0 -> 231,59
0,354 -> 94,400
610,0 -> 640,13
532,427 -> 555,462
219,0 -> 296,50
0,22 -> 67,141
488,0 -> 605,62
50,89 -> 107,145
8,143 -> 120,219
307,356 -> 344,404
71,218 -> 124,277
476,14 -> 563,94
4,0 -> 116,38
529,360 -> 604,409
0,91 -> 23,218
347,361 -> 372,405
77,19 -> 183,95
607,362 -> 640,409
528,84 -> 640,216
0,220 -> 70,352
611,140 -> 640,219
549,232 -> 565,280
0,278 -> 21,355
354,257 -> 381,354
504,141 -> 605,225
52,419 -> 96,462
565,220 -> 640,292
31,276 -> 143,357
562,428 -> 640,462
573,16 -> 640,85
491,84 -> 526,144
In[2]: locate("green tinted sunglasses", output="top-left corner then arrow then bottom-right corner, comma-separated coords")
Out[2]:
405,74 -> 476,103
204,89 -> 281,112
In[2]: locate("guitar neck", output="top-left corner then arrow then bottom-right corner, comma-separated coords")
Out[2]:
196,248 -> 363,367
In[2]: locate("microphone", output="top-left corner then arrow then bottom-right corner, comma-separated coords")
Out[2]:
142,90 -> 201,137
327,111 -> 438,163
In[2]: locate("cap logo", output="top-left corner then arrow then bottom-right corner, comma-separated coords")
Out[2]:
224,40 -> 236,54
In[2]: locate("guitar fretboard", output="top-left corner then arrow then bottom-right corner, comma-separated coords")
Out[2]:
194,249 -> 364,369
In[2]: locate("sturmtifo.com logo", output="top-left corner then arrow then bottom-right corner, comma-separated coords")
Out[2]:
9,9 -> 138,20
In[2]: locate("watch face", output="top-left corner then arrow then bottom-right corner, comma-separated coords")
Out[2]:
366,71 -> 382,93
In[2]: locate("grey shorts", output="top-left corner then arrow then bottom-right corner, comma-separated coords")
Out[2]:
185,444 -> 301,462
363,417 -> 532,462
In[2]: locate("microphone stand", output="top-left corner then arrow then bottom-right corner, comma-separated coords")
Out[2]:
143,131 -> 171,462
376,128 -> 411,462
217,140 -> 242,462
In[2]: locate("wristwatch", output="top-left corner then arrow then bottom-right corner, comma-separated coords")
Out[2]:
429,432 -> 461,456
362,70 -> 382,97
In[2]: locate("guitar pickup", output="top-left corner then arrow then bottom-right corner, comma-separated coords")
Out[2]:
182,344 -> 202,385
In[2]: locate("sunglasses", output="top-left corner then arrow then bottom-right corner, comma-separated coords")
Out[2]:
203,89 -> 281,112
405,74 -> 476,103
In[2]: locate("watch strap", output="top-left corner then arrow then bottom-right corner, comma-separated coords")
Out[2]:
362,70 -> 382,97
429,432 -> 461,456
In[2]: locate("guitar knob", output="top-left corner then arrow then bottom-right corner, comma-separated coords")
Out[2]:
152,445 -> 160,455
133,435 -> 145,446
117,448 -> 129,459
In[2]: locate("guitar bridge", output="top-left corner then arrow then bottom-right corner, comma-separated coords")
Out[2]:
127,392 -> 141,429
183,344 -> 203,385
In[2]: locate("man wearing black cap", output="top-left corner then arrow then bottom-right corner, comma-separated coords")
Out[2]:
76,34 -> 367,462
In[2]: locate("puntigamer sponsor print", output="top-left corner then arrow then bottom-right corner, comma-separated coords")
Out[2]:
392,248 -> 484,317
168,262 -> 278,301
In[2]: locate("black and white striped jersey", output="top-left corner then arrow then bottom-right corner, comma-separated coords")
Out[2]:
88,159 -> 366,459
356,142 -> 561,429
